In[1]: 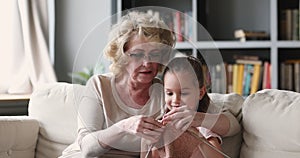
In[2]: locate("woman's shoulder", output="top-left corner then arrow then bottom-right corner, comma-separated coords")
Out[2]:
88,73 -> 114,82
85,73 -> 114,90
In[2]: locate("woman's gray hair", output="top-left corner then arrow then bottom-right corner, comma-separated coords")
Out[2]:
104,11 -> 176,76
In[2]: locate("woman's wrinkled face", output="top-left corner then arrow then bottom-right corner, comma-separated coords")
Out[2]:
164,71 -> 200,111
124,35 -> 163,84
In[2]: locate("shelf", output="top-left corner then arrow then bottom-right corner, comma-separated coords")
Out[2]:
176,41 -> 300,50
0,94 -> 31,101
197,41 -> 272,49
276,41 -> 300,48
175,41 -> 272,49
174,42 -> 194,49
115,0 -> 300,93
0,94 -> 30,116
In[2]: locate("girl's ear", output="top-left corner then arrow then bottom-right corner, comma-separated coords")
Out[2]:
199,86 -> 206,100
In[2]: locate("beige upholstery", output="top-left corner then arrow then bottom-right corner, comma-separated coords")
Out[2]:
1,83 -> 299,158
28,83 -> 85,158
0,116 -> 39,158
241,89 -> 300,158
209,93 -> 244,158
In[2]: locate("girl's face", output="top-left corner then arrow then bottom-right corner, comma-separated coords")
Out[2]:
164,71 -> 202,111
124,35 -> 162,84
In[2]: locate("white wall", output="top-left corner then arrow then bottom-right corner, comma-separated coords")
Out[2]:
55,0 -> 112,82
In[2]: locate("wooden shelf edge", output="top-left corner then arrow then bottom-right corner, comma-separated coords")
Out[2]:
175,41 -> 272,49
0,94 -> 31,101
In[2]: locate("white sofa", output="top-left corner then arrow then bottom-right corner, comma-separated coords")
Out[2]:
0,82 -> 299,158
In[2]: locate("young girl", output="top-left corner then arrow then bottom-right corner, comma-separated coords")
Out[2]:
143,56 -> 224,158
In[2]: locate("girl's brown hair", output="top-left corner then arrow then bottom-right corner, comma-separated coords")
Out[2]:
162,56 -> 210,112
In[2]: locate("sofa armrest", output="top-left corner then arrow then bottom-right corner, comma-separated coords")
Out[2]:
0,116 -> 39,158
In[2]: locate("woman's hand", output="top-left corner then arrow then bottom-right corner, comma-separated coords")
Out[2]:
161,106 -> 196,131
117,115 -> 164,143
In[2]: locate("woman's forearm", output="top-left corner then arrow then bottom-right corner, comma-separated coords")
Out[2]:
79,129 -> 113,157
79,123 -> 128,157
80,118 -> 150,157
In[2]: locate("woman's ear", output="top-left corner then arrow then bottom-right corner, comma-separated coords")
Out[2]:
199,86 -> 206,100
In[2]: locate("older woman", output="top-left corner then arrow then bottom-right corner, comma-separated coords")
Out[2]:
60,11 -> 239,158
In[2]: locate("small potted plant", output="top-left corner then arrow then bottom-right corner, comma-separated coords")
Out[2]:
69,63 -> 105,85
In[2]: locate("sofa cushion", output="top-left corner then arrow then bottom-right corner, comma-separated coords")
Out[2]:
0,116 -> 39,158
28,82 -> 85,158
27,82 -> 243,158
241,89 -> 300,158
208,93 -> 244,158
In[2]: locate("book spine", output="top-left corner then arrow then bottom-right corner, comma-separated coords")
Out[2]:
262,62 -> 271,89
243,64 -> 253,96
286,64 -> 293,90
295,63 -> 300,92
226,64 -> 233,93
250,64 -> 261,94
292,9 -> 299,40
174,11 -> 183,42
236,64 -> 244,95
232,64 -> 239,94
280,62 -> 286,89
286,9 -> 293,40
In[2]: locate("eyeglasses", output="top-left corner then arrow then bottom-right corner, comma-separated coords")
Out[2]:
127,52 -> 163,62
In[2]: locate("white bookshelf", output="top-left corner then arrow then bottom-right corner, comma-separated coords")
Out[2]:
114,0 -> 300,92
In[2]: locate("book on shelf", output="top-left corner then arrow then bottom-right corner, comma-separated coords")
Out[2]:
235,59 -> 262,65
210,64 -> 226,93
280,62 -> 286,90
226,64 -> 233,93
262,61 -> 271,89
242,64 -> 253,96
285,64 -> 293,91
225,55 -> 265,96
236,64 -> 245,95
234,55 -> 262,67
280,59 -> 300,92
280,9 -> 299,40
234,29 -> 269,42
172,11 -> 193,42
285,9 -> 292,40
235,55 -> 263,95
174,11 -> 183,42
292,9 -> 299,40
250,64 -> 262,94
295,62 -> 300,93
233,54 -> 259,61
232,64 -> 239,94
184,11 -> 193,41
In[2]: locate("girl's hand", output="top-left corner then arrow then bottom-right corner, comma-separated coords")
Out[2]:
161,105 -> 196,131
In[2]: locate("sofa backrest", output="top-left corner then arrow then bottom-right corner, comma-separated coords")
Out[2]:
241,89 -> 300,158
28,82 -> 245,158
209,93 -> 244,158
28,82 -> 85,158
